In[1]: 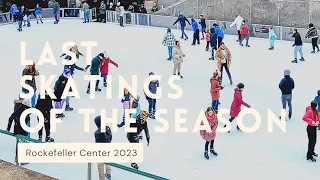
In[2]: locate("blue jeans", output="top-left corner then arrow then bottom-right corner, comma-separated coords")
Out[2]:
201,27 -> 206,38
147,98 -> 156,114
211,100 -> 219,112
168,46 -> 173,58
18,20 -> 22,29
84,11 -> 90,22
27,15 -> 31,24
294,46 -> 303,59
118,113 -> 125,127
181,26 -> 188,39
281,94 -> 292,116
54,12 -> 59,22
120,16 -> 124,26
101,73 -> 107,85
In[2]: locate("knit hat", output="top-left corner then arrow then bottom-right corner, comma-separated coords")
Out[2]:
167,28 -> 171,33
178,11 -> 182,15
317,90 -> 320,95
237,83 -> 244,89
149,72 -> 154,75
284,69 -> 291,76
64,68 -> 71,75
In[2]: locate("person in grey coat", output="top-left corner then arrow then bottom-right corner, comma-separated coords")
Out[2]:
86,53 -> 105,94
172,40 -> 185,78
52,0 -> 60,24
99,1 -> 107,22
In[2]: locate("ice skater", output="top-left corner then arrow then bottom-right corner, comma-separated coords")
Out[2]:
145,72 -> 159,119
35,4 -> 43,24
82,0 -> 90,23
100,53 -> 118,87
86,53 -> 105,94
291,28 -> 305,63
229,15 -> 244,42
268,26 -> 277,50
199,14 -> 207,40
200,107 -> 218,159
239,20 -> 250,47
210,71 -> 224,112
305,23 -> 319,53
173,11 -> 191,40
162,28 -> 176,60
172,41 -> 185,78
191,18 -> 200,45
52,0 -> 60,24
118,88 -> 133,128
209,28 -> 217,60
216,42 -> 232,85
279,69 -> 294,120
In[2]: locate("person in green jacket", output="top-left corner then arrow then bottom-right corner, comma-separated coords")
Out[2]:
83,1 -> 90,23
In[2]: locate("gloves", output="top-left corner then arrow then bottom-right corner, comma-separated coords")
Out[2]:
121,98 -> 125,103
247,105 -> 251,108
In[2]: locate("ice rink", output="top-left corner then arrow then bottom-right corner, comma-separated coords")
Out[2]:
0,18 -> 320,179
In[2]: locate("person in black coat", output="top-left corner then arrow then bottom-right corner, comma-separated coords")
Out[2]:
35,91 -> 54,142
53,68 -> 71,118
209,28 -> 217,60
291,28 -> 305,63
94,115 -> 112,180
173,11 -> 191,40
127,110 -> 150,170
279,69 -> 295,120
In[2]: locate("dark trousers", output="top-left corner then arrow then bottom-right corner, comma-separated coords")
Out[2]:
37,110 -> 51,138
212,100 -> 219,112
192,29 -> 200,45
205,140 -> 214,151
217,36 -> 223,47
311,37 -> 319,51
206,41 -> 210,50
224,117 -> 240,129
87,80 -> 100,89
101,73 -> 108,86
307,125 -> 317,159
237,30 -> 241,41
147,98 -> 156,113
181,26 -> 188,39
220,63 -> 232,84
120,16 -> 124,26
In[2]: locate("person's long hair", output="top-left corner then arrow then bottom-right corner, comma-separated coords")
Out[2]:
311,101 -> 319,122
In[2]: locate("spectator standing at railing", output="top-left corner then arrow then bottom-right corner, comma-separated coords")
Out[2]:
151,2 -> 158,12
52,0 -> 60,24
48,0 -> 54,8
10,3 -> 19,22
35,4 -> 43,24
99,1 -> 107,22
108,2 -> 115,11
115,2 -> 121,22
305,23 -> 320,53
138,4 -> 147,13
119,6 -> 125,27
82,0 -> 90,23
173,11 -> 191,40
69,0 -> 77,16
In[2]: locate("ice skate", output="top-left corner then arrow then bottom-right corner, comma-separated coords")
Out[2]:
87,89 -> 90,94
210,149 -> 218,156
209,57 -> 214,60
299,57 -> 305,61
104,82 -> 107,87
45,136 -> 54,142
307,157 -> 316,162
38,136 -> 42,141
269,47 -> 274,50
239,42 -> 244,46
204,151 -> 209,160
167,56 -> 172,61
149,113 -> 155,119
105,173 -> 111,180
230,79 -> 233,85
246,44 -> 250,47
178,73 -> 183,79
311,50 -> 315,53
292,58 -> 298,63
27,24 -> 31,27
236,125 -> 242,131
95,87 -> 101,92
313,152 -> 318,157
65,106 -> 73,111
131,163 -> 139,169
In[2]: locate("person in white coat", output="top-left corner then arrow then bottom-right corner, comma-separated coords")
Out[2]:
119,6 -> 125,27
172,41 -> 185,78
229,15 -> 244,42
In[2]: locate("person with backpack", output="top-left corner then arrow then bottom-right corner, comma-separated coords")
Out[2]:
94,116 -> 112,180
239,20 -> 250,47
173,11 -> 191,40
279,69 -> 294,120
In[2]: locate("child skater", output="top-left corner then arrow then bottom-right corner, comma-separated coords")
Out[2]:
61,45 -> 87,75
118,88 -> 133,128
162,28 -> 176,61
53,68 -> 71,118
200,107 -> 218,160
269,26 -> 277,50
205,29 -> 211,51
127,110 -> 150,169
35,4 -> 43,24
210,70 -> 224,112
100,52 -> 118,87
224,83 -> 250,133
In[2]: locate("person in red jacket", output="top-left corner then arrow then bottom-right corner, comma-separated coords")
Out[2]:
100,53 -> 118,87
302,101 -> 319,162
224,83 -> 250,133
210,71 -> 224,112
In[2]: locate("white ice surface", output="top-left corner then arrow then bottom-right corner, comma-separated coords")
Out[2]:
0,19 -> 320,180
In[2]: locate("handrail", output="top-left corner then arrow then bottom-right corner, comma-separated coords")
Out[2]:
0,128 -> 169,179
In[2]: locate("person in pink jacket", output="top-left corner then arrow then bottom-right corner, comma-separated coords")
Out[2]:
210,71 -> 224,112
200,107 -> 218,159
224,83 -> 250,133
302,101 -> 319,162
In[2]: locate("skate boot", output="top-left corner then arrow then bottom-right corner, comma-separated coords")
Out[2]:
288,112 -> 292,120
292,58 -> 298,63
104,82 -> 107,87
54,21 -> 57,24
27,24 -> 31,27
269,47 -> 274,50
201,38 -> 204,40
38,136 -> 42,141
299,57 -> 305,61
131,163 -> 139,169
210,149 -> 218,156
246,44 -> 250,47
209,57 -> 214,60
178,72 -> 183,79
105,173 -> 111,180
65,106 -> 74,111
167,56 -> 172,61
204,151 -> 209,160
37,21 -> 38,24
41,21 -> 43,23
149,113 -> 155,119
307,157 -> 316,162
239,42 -> 244,46
185,37 -> 188,40
45,136 -> 54,142
236,125 -> 242,131
313,152 -> 318,157
87,88 -> 90,94
311,50 -> 315,53
95,87 -> 102,92
230,79 -> 233,85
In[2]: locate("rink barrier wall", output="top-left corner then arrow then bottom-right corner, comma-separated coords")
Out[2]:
0,129 -> 169,180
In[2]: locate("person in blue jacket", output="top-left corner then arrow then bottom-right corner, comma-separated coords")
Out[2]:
209,28 -> 217,60
213,23 -> 224,47
86,53 -> 104,94
199,14 -> 206,40
279,69 -> 295,120
313,90 -> 320,130
10,4 -> 19,22
35,4 -> 43,24
144,72 -> 159,119
94,115 -> 112,180
173,11 -> 191,40
191,18 -> 200,45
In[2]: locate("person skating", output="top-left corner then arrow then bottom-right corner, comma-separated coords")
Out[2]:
205,29 -> 211,51
268,26 -> 277,50
35,4 -> 43,24
305,23 -> 319,53
118,88 -> 133,128
302,101 -> 319,162
22,62 -> 39,108
52,0 -> 60,24
35,91 -> 54,142
127,110 -> 150,169
239,20 -> 250,47
16,8 -> 24,31
210,71 -> 224,112
191,18 -> 200,45
229,15 -> 244,42
199,14 -> 206,40
7,98 -> 31,166
216,42 -> 232,85
291,28 -> 305,63
279,69 -> 294,120
200,107 -> 218,159
100,53 -> 118,87
54,68 -> 72,118
99,1 -> 107,22
86,53 -> 104,94
209,28 -> 217,60
172,40 -> 185,78
145,72 -> 159,119
224,83 -> 250,133
10,3 -> 19,22
313,90 -> 320,130
173,11 -> 191,40
94,116 -> 112,180
82,0 -> 90,23
213,23 -> 224,48
162,28 -> 176,60
22,6 -> 31,27
61,45 -> 87,75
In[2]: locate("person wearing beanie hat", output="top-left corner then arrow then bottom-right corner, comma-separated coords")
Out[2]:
191,18 -> 200,45
173,11 -> 191,40
86,53 -> 104,94
302,101 -> 320,162
314,91 -> 320,130
224,83 -> 250,133
279,69 -> 295,119
100,52 -> 118,87
144,72 -> 159,119
162,28 -> 176,60
210,71 -> 224,112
